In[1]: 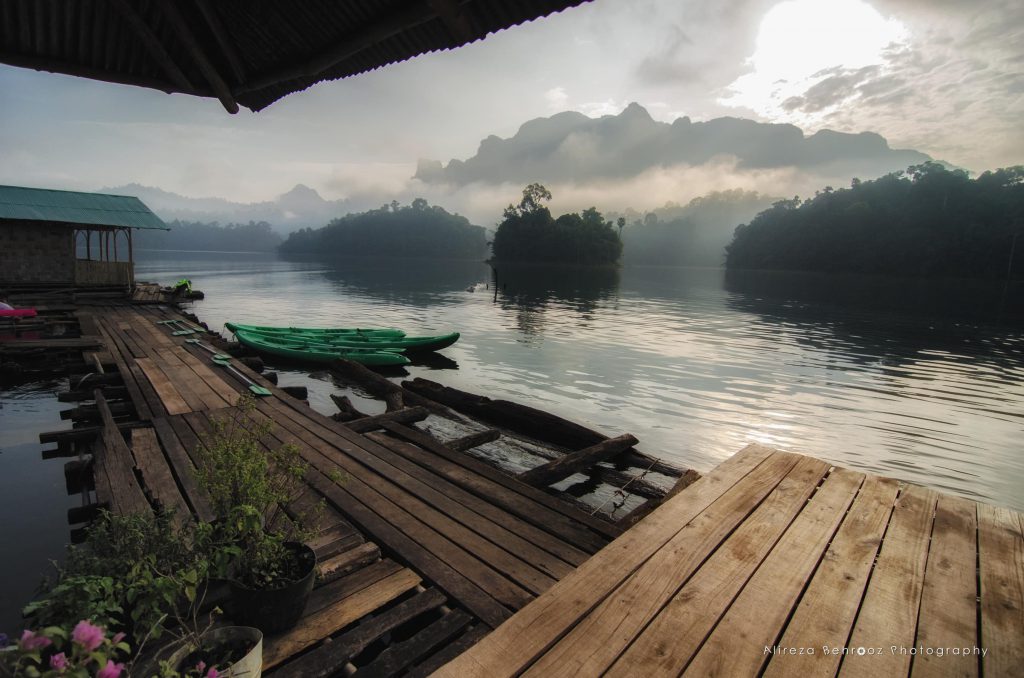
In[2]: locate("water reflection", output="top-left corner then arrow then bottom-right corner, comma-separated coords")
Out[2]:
124,252 -> 1024,513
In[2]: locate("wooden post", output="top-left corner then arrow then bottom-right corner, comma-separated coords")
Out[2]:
86,229 -> 91,260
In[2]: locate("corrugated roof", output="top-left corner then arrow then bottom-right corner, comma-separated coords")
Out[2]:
0,185 -> 170,230
0,0 -> 591,113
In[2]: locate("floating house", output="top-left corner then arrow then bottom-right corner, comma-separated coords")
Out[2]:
0,185 -> 168,289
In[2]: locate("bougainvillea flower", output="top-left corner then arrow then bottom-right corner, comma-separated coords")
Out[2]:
96,659 -> 125,678
71,620 -> 105,652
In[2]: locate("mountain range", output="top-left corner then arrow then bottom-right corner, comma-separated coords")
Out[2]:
98,183 -> 350,234
414,103 -> 932,186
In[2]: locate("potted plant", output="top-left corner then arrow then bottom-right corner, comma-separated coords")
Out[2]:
162,625 -> 263,678
194,397 -> 324,634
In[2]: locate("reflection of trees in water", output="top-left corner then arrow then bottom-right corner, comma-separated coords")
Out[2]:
491,264 -> 620,337
723,269 -> 1024,369
281,255 -> 490,307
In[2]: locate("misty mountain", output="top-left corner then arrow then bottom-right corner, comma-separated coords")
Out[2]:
414,103 -> 932,186
99,183 -> 350,234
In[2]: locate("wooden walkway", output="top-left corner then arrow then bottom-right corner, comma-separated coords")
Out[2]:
64,303 -> 620,675
436,444 -> 1024,677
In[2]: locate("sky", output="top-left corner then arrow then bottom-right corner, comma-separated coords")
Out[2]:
1,0 -> 1021,216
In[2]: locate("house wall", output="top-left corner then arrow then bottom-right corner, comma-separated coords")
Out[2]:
0,220 -> 75,283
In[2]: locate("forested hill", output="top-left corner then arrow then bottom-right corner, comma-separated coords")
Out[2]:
278,199 -> 487,259
726,163 -> 1024,279
134,220 -> 282,251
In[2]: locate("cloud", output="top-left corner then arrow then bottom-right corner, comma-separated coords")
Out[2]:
544,87 -> 569,111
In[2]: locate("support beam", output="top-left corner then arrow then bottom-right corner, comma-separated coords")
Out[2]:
194,0 -> 247,85
106,0 -> 195,92
155,0 -> 239,113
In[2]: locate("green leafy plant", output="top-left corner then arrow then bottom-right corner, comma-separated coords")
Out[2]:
0,619 -> 131,678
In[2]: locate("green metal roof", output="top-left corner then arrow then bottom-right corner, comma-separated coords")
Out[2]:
0,185 -> 170,230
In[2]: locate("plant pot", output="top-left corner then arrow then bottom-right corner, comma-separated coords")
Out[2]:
228,542 -> 316,633
167,625 -> 263,678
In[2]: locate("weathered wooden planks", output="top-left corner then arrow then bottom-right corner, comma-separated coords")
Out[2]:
978,503 -> 1024,677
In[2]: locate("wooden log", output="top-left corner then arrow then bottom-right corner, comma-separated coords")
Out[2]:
331,359 -> 447,414
60,402 -> 133,421
345,406 -> 430,433
519,434 -> 639,487
620,469 -> 702,526
330,394 -> 367,422
41,446 -> 73,459
67,504 -> 105,525
263,371 -> 279,385
318,542 -> 382,585
239,356 -> 264,373
94,392 -> 151,516
68,372 -> 123,388
446,429 -> 500,452
402,378 -> 685,477
58,386 -> 128,402
39,421 -> 146,444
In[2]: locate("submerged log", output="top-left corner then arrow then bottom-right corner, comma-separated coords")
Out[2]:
60,401 -> 133,421
402,378 -> 685,477
331,359 -> 449,415
280,385 -> 308,400
330,394 -> 367,422
345,407 -> 430,433
519,434 -> 639,487
446,429 -> 500,453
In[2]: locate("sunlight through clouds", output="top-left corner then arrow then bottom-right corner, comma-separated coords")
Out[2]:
720,0 -> 909,121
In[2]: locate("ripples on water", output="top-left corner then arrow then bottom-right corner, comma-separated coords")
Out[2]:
129,251 -> 1024,511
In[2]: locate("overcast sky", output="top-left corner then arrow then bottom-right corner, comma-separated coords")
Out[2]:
1,0 -> 1021,210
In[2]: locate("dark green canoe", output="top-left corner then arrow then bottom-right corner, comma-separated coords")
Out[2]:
232,325 -> 460,353
232,329 -> 410,366
225,322 -> 405,338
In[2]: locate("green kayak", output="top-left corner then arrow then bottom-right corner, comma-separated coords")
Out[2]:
225,322 -> 405,338
232,325 -> 460,353
233,329 -> 410,366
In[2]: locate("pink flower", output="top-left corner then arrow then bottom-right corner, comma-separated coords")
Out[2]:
96,659 -> 125,678
71,620 -> 105,652
111,631 -> 126,645
49,652 -> 68,671
19,629 -> 52,650
205,668 -> 219,678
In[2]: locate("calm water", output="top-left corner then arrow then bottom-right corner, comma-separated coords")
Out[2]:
2,250 -> 1023,633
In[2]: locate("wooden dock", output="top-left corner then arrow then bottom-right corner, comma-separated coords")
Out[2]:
435,443 -> 1024,677
52,302 -> 623,675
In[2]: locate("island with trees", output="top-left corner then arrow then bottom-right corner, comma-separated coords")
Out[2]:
726,163 -> 1024,279
491,184 -> 623,265
278,199 -> 487,259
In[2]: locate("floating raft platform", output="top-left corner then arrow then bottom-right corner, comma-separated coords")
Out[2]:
17,298 -> 1022,676
437,443 -> 1024,677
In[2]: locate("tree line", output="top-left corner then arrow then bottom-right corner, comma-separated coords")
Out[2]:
278,199 -> 487,259
134,220 -> 282,252
726,163 -> 1024,279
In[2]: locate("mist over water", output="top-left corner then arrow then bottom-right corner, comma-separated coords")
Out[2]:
137,250 -> 1024,512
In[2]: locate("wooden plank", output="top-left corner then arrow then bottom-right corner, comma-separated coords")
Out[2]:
251,404 -> 537,610
683,467 -> 865,678
170,345 -> 240,405
763,475 -> 901,678
148,351 -> 207,412
156,348 -> 229,411
150,417 -> 215,522
432,444 -> 782,678
355,609 -> 474,678
306,558 -> 405,616
318,542 -> 381,585
365,432 -> 581,577
911,494 -> 979,678
518,433 -> 639,487
0,336 -> 101,348
136,357 -> 191,415
446,428 -> 501,453
381,421 -> 621,541
839,484 -> 939,678
272,588 -> 447,678
978,503 -> 1024,678
544,455 -> 828,677
129,427 -> 191,521
95,391 -> 151,516
404,625 -> 490,678
262,568 -> 422,669
93,319 -> 154,420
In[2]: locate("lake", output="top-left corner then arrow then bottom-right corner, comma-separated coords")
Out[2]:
2,250 -> 1022,634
